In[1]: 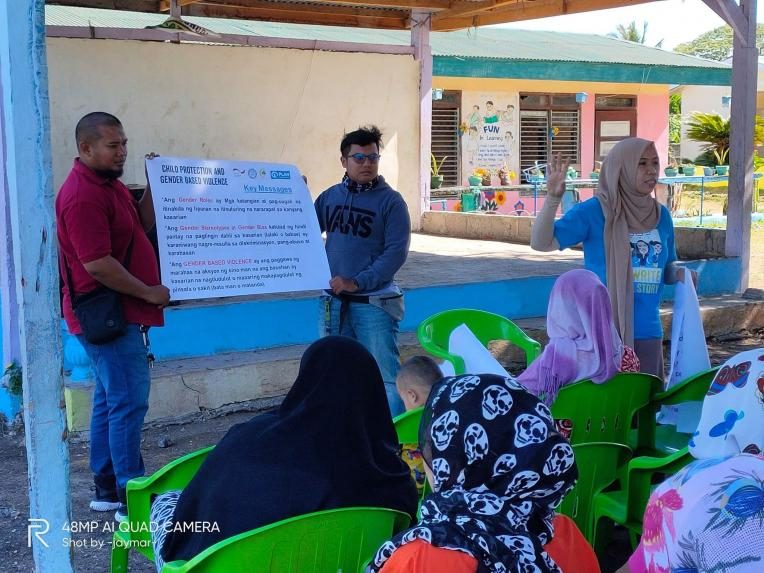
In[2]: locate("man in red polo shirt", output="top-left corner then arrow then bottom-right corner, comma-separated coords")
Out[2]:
56,112 -> 170,521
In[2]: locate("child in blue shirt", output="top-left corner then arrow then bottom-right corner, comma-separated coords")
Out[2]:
531,138 -> 695,379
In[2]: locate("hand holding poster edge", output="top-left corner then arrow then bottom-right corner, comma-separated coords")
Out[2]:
145,155 -> 331,301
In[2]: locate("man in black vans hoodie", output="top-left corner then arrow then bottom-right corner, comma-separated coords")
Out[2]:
314,125 -> 411,416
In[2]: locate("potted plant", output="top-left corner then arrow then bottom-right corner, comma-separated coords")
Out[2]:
687,111 -> 764,177
471,167 -> 491,186
713,147 -> 729,175
664,166 -> 678,177
431,153 -> 447,189
681,164 -> 696,176
497,165 -> 515,186
703,166 -> 715,176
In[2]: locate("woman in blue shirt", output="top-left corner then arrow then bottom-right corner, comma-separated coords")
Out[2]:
531,138 -> 695,379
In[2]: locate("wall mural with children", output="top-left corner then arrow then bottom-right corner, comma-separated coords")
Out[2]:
460,92 -> 520,189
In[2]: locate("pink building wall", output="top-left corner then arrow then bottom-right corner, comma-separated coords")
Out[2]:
580,96 -> 596,175
637,93 -> 670,167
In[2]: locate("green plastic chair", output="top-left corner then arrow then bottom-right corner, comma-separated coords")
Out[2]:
393,407 -> 431,501
417,309 -> 541,374
160,506 -> 412,573
551,373 -> 662,447
592,447 -> 692,550
393,407 -> 423,444
111,445 -> 215,573
558,442 -> 632,543
636,367 -> 719,456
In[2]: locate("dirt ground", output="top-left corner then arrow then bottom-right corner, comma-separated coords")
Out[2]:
1,332 -> 762,573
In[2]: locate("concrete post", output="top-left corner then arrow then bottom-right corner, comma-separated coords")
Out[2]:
704,0 -> 758,291
726,0 -> 757,291
411,10 -> 432,230
0,1 -> 74,569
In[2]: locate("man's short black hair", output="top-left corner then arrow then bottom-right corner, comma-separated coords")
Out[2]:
340,125 -> 383,157
75,112 -> 122,146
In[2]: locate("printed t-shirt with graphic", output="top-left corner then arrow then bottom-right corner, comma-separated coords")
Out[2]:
553,197 -> 676,341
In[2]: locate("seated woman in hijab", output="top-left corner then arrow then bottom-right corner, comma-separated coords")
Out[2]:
370,373 -> 600,573
517,269 -> 639,408
151,336 -> 418,571
618,347 -> 764,573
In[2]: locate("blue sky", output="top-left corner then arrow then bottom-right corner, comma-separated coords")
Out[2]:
497,0 -> 763,50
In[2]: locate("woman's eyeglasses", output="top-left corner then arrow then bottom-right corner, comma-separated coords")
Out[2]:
347,153 -> 381,164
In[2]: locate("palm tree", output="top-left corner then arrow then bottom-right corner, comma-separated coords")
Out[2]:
686,112 -> 764,163
609,20 -> 664,48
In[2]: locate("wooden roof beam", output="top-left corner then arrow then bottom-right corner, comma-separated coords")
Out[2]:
159,0 -> 202,11
190,0 -> 409,17
45,0 -> 161,11
434,0 -> 519,20
175,0 -> 452,9
184,1 -> 410,28
434,0 -> 651,30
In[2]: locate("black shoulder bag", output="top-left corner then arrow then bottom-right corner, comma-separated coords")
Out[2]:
63,238 -> 134,345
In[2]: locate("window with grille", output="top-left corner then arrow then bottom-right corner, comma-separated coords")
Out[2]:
519,93 -> 581,182
520,110 -> 548,182
550,110 -> 580,163
431,107 -> 460,187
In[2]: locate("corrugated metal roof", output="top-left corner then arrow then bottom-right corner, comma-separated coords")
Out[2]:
430,28 -> 728,69
45,5 -> 729,70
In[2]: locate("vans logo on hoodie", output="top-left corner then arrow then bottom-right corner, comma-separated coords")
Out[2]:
326,205 -> 375,238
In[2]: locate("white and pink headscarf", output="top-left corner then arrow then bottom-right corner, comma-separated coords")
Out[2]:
517,269 -> 624,404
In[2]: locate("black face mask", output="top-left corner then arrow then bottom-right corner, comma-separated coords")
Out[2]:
342,172 -> 379,193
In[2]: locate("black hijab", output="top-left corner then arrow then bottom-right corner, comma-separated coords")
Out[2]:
162,336 -> 418,562
371,374 -> 578,573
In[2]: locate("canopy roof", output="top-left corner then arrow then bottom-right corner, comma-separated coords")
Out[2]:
46,0 -> 652,31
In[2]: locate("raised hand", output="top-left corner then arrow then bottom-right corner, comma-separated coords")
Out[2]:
545,153 -> 570,200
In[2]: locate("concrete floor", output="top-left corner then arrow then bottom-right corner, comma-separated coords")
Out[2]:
399,233 -> 584,289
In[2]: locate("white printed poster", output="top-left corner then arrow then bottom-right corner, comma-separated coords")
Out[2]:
460,92 -> 520,183
146,156 -> 330,301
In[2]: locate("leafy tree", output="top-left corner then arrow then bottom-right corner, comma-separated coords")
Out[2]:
674,24 -> 764,60
686,112 -> 764,164
669,93 -> 681,114
669,115 -> 682,145
609,20 -> 663,47
668,94 -> 682,145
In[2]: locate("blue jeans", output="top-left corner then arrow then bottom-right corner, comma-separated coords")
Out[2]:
321,296 -> 405,417
77,325 -> 151,493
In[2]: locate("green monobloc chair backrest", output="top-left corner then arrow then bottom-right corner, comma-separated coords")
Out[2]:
161,507 -> 412,573
558,442 -> 632,542
417,308 -> 541,374
552,373 -> 662,447
393,407 -> 423,445
637,367 -> 719,454
125,446 -> 215,560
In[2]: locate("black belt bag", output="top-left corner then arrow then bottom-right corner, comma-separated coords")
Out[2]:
63,237 -> 134,345
72,287 -> 127,345
335,291 -> 405,322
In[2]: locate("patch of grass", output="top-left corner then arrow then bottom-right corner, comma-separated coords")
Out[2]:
674,220 -> 764,230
